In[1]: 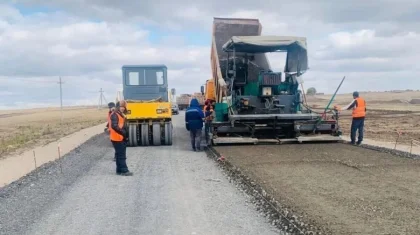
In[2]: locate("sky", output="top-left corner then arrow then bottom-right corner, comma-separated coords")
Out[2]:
1,0 -> 420,109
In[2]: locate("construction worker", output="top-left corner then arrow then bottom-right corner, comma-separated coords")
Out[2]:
185,98 -> 205,151
105,102 -> 116,161
335,91 -> 366,145
204,100 -> 214,146
104,102 -> 116,134
109,100 -> 133,176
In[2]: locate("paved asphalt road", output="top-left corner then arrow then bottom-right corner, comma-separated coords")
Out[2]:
4,113 -> 278,235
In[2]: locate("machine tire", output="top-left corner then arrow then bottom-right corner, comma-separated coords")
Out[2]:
133,124 -> 139,146
141,123 -> 149,146
128,125 -> 133,146
164,121 -> 173,145
128,124 -> 137,146
152,123 -> 161,146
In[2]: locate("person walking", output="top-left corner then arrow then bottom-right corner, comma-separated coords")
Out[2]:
335,91 -> 366,145
109,100 -> 133,176
185,98 -> 205,151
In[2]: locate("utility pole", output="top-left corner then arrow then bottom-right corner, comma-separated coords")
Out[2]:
98,88 -> 107,109
58,77 -> 64,123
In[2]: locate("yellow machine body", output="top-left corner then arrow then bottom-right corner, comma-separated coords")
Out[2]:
120,65 -> 173,146
205,79 -> 216,101
125,102 -> 171,121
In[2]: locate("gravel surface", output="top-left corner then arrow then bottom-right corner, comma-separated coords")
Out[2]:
214,143 -> 420,235
0,134 -> 108,235
0,114 -> 279,235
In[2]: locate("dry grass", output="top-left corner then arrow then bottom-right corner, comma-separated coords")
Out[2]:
0,106 -> 106,159
306,91 -> 420,144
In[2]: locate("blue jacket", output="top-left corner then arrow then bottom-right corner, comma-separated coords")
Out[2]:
185,98 -> 204,130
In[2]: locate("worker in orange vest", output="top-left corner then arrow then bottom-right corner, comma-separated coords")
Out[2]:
104,102 -> 116,134
105,102 -> 116,161
109,100 -> 132,176
334,91 -> 366,145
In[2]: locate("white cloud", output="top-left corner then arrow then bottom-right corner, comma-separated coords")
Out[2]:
1,1 -> 420,109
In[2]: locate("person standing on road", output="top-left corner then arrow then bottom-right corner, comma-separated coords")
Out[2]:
185,98 -> 205,151
109,100 -> 133,176
105,102 -> 117,161
334,91 -> 366,145
104,102 -> 116,133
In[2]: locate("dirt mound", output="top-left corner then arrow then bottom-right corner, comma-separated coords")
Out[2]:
409,99 -> 420,104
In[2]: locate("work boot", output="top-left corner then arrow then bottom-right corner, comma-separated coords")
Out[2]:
117,171 -> 133,176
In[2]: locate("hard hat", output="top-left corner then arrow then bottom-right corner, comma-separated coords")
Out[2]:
108,102 -> 115,108
352,91 -> 359,97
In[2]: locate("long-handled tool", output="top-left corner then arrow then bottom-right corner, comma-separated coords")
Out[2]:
312,76 -> 346,132
322,76 -> 346,119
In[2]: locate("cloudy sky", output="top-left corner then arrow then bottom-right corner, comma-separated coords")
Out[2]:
1,0 -> 419,109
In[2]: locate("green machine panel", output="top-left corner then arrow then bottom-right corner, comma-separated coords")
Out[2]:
244,82 -> 260,96
214,103 -> 228,122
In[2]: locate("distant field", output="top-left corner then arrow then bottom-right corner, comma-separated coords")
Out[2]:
306,91 -> 420,144
0,106 -> 106,159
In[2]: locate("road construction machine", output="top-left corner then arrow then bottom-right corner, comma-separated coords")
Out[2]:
203,17 -> 342,145
119,65 -> 173,146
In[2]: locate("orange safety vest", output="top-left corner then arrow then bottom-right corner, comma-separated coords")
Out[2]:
109,111 -> 125,141
352,97 -> 366,118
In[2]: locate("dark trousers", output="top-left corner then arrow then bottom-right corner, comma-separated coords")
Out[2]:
351,117 -> 365,144
111,141 -> 129,173
190,129 -> 202,150
204,121 -> 211,145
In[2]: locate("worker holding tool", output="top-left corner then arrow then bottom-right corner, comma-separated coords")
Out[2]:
104,102 -> 116,134
185,98 -> 205,151
334,91 -> 366,145
204,100 -> 214,146
109,100 -> 133,176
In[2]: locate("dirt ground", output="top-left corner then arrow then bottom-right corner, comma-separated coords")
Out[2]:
306,91 -> 420,144
0,106 -> 106,159
214,143 -> 420,234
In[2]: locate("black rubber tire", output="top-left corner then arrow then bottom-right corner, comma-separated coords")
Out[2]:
152,123 -> 161,146
141,123 -> 149,146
